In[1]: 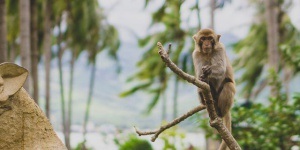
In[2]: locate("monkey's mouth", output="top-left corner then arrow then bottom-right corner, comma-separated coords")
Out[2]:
0,86 -> 3,93
202,48 -> 211,53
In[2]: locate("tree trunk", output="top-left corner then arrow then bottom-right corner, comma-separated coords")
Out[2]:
43,0 -> 52,121
0,0 -> 7,63
30,0 -> 39,104
264,0 -> 280,96
83,61 -> 97,142
66,52 -> 76,150
9,43 -> 16,62
283,67 -> 292,100
209,0 -> 215,30
57,20 -> 69,149
20,0 -> 31,91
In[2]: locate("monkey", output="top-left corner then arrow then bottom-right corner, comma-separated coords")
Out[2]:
192,29 -> 236,150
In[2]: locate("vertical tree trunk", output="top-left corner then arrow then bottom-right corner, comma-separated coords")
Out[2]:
20,0 -> 31,91
43,0 -> 52,119
209,0 -> 215,29
57,21 -> 69,149
66,52 -> 75,150
83,61 -> 97,143
283,68 -> 292,100
264,0 -> 280,96
9,43 -> 16,62
30,0 -> 39,104
0,0 -> 7,63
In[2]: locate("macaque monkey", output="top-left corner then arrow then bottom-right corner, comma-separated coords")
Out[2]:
192,29 -> 235,150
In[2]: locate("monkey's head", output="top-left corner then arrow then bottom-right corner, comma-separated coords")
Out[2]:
193,28 -> 221,54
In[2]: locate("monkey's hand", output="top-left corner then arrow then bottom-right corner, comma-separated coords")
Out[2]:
199,66 -> 211,83
203,66 -> 212,75
202,65 -> 212,77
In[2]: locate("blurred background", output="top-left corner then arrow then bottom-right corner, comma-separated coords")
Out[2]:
0,0 -> 300,149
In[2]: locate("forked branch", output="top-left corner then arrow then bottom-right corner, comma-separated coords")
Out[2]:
134,42 -> 241,150
134,105 -> 206,142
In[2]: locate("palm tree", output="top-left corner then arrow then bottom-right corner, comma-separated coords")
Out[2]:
233,0 -> 300,100
6,0 -> 19,62
264,0 -> 280,96
42,0 -> 53,118
19,0 -> 31,91
0,0 -> 7,63
120,0 -> 196,120
64,1 -> 96,148
83,0 -> 120,144
56,17 -> 68,149
30,0 -> 39,104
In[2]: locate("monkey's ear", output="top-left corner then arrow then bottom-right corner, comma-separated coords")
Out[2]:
193,35 -> 197,41
0,63 -> 28,97
217,34 -> 221,42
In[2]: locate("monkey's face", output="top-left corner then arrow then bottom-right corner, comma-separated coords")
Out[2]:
199,36 -> 215,54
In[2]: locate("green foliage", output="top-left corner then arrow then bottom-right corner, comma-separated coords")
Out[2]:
232,94 -> 300,149
121,0 -> 196,114
159,125 -> 186,150
200,72 -> 300,149
233,23 -> 267,98
200,94 -> 300,149
73,141 -> 92,150
233,12 -> 300,98
118,135 -> 153,150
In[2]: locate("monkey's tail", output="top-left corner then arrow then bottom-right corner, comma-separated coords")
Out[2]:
218,112 -> 231,150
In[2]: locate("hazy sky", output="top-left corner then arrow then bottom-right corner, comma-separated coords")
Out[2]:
100,0 -> 300,43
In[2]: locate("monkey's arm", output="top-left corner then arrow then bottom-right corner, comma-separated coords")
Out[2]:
208,50 -> 226,80
192,50 -> 202,78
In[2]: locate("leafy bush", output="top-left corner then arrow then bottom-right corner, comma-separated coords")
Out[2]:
118,135 -> 153,150
200,93 -> 300,149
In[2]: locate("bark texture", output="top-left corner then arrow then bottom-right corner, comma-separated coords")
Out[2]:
264,0 -> 280,96
43,0 -> 52,119
20,0 -> 31,91
30,0 -> 39,104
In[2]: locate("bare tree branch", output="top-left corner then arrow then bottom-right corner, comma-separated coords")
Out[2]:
133,42 -> 241,150
156,42 -> 241,150
134,105 -> 206,142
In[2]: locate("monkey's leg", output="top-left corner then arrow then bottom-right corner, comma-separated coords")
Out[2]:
198,90 -> 206,105
217,82 -> 235,118
217,82 -> 235,150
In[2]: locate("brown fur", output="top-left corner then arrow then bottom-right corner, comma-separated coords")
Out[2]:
192,29 -> 235,150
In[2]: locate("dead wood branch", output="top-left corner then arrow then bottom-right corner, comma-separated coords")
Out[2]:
134,105 -> 206,142
133,42 -> 241,150
157,42 -> 241,150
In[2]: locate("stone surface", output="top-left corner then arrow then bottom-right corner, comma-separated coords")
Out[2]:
0,62 -> 67,150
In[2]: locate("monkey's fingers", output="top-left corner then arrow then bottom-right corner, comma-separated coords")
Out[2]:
202,66 -> 212,75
